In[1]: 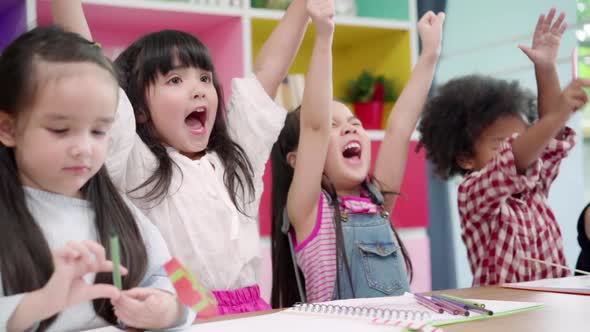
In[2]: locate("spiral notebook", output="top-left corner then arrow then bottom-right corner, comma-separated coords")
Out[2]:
189,293 -> 542,332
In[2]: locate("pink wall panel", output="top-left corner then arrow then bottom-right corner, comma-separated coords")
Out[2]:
259,159 -> 273,236
403,234 -> 432,293
36,0 -> 239,33
199,18 -> 244,101
258,239 -> 273,303
36,0 -> 243,97
369,140 -> 429,229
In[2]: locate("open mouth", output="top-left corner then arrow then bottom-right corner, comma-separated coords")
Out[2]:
342,141 -> 362,160
185,107 -> 207,135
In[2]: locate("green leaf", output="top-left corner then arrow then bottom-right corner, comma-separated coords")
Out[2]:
345,71 -> 397,102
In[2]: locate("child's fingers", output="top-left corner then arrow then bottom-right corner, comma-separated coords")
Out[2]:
518,45 -> 535,61
119,264 -> 129,275
534,13 -> 544,36
570,85 -> 588,97
543,8 -> 556,32
96,260 -> 129,275
82,240 -> 108,271
78,241 -> 128,275
114,308 -> 144,329
572,78 -> 590,88
82,240 -> 106,262
61,243 -> 83,260
575,90 -> 589,105
572,99 -> 586,111
66,241 -> 93,265
566,91 -> 588,110
112,294 -> 149,326
420,11 -> 435,24
551,11 -> 566,33
565,88 -> 585,103
82,284 -> 121,302
559,23 -> 567,35
123,287 -> 165,301
53,246 -> 80,261
113,292 -> 145,311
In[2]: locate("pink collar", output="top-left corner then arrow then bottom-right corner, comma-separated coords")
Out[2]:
340,196 -> 379,214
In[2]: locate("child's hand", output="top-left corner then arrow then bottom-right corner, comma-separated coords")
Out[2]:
41,241 -> 127,314
417,11 -> 445,58
559,79 -> 590,113
306,0 -> 335,37
112,288 -> 184,329
519,8 -> 567,69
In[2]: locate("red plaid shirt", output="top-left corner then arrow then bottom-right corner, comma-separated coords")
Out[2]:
458,127 -> 576,286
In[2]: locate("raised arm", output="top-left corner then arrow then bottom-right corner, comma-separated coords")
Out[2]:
512,78 -> 589,173
519,8 -> 567,121
7,242 -> 123,331
286,0 -> 334,239
51,0 -> 92,41
254,0 -> 309,98
373,11 -> 445,213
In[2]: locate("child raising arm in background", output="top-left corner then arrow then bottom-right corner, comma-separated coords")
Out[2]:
418,8 -> 589,285
271,9 -> 444,307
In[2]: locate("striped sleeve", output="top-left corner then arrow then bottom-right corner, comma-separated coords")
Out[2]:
295,193 -> 337,303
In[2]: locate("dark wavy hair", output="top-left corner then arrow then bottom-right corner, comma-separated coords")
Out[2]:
114,30 -> 254,212
0,26 -> 148,330
270,108 -> 412,308
417,74 -> 537,179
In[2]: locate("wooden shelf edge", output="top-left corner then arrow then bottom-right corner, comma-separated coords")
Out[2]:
40,0 -> 412,28
245,8 -> 412,30
44,0 -> 246,17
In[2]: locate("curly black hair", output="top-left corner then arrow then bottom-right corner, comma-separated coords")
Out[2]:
417,74 -> 538,180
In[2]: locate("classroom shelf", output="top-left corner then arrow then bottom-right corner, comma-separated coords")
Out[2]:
248,8 -> 412,30
34,0 -> 416,102
251,17 -> 412,100
36,0 -> 244,97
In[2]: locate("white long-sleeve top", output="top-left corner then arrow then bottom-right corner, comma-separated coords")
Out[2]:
0,187 -> 194,332
106,74 -> 287,291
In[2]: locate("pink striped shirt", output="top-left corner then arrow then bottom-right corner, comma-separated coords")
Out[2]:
294,192 -> 378,302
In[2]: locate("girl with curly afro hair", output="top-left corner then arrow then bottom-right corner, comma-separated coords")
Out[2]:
418,8 -> 590,286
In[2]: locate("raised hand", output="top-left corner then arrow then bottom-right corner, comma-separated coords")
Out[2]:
519,8 -> 567,69
417,11 -> 445,58
112,287 -> 184,329
306,0 -> 335,37
42,241 -> 127,314
559,79 -> 590,113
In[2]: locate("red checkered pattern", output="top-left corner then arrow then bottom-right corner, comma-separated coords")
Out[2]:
458,127 -> 575,286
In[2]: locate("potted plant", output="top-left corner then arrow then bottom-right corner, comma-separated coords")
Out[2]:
346,71 -> 396,129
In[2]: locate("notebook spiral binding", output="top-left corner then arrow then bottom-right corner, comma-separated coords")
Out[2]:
291,302 -> 432,321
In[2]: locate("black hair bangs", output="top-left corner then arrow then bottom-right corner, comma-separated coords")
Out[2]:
135,30 -> 215,86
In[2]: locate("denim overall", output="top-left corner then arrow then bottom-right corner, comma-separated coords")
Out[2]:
282,182 -> 410,303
